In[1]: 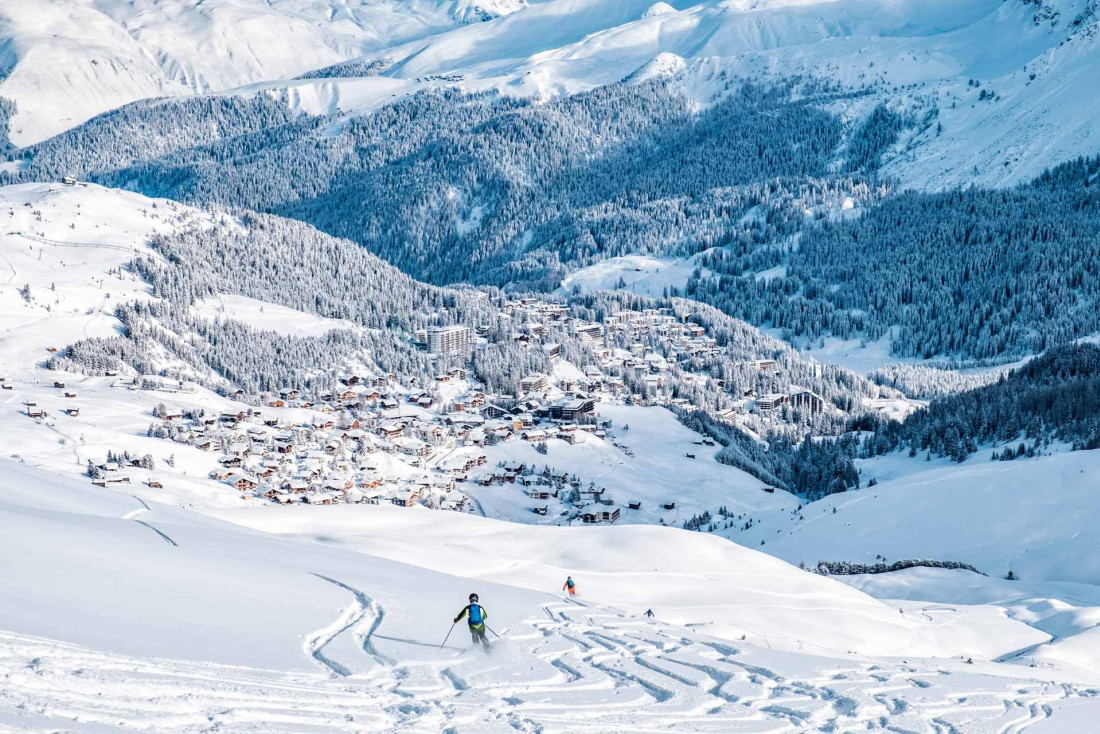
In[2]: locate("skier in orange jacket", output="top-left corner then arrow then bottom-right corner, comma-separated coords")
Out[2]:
563,576 -> 576,596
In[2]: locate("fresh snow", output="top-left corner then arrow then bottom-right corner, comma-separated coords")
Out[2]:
6,457 -> 1100,732
256,0 -> 1100,191
558,252 -> 708,298
192,294 -> 360,338
468,403 -> 800,525
736,449 -> 1100,586
0,0 -> 522,146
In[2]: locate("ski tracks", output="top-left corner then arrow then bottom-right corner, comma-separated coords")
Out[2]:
3,596 -> 1099,732
303,574 -> 391,678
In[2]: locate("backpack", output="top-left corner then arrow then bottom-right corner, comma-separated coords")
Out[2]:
468,604 -> 483,624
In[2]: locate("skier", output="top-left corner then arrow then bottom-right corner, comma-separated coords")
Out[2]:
454,593 -> 492,652
563,576 -> 576,596
644,609 -> 654,619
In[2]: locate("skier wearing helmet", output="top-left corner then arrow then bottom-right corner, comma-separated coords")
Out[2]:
454,593 -> 492,652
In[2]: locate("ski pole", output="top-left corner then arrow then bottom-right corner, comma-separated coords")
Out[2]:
440,621 -> 457,649
486,624 -> 502,640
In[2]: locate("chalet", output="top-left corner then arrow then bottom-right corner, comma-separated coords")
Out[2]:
92,477 -> 130,487
227,474 -> 258,492
285,479 -> 309,494
533,506 -> 548,516
390,492 -> 418,508
267,397 -> 286,408
627,501 -> 642,510
65,408 -> 80,417
53,381 -> 65,388
147,479 -> 164,489
662,502 -> 676,510
580,505 -> 620,524
279,388 -> 301,401
378,422 -> 405,439
481,403 -> 510,420
26,406 -> 44,418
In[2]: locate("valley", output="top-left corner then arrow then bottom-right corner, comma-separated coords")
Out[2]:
1,1 -> 1100,731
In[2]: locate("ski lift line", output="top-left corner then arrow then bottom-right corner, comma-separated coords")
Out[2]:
9,231 -> 141,253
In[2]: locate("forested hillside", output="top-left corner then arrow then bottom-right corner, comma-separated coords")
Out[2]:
8,78 -> 1100,364
854,343 -> 1100,462
6,80 -> 861,292
685,156 -> 1100,361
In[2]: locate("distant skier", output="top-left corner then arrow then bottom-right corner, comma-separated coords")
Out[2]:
644,609 -> 654,619
454,593 -> 492,652
563,576 -> 576,597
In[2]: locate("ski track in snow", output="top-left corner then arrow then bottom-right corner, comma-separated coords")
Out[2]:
3,601 -> 1098,732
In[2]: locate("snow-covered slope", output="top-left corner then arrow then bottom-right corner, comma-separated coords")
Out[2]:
256,0 -> 1100,189
735,450 -> 1100,585
0,0 -> 529,147
0,183 -> 211,374
211,500 -> 1050,660
6,456 -> 1100,732
9,0 -> 1099,186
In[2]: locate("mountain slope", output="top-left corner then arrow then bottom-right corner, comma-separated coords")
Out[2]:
732,449 -> 1100,586
7,456 -> 1099,733
237,0 -> 1100,190
0,0 -> 528,147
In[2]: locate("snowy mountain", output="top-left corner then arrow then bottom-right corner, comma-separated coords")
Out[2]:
164,0 -> 1100,190
0,0 -> 529,147
5,1 -> 1100,728
6,0 -> 1100,189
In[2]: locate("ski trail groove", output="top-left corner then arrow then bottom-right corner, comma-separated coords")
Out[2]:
132,519 -> 178,547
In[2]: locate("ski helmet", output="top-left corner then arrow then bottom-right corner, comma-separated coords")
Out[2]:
469,593 -> 479,602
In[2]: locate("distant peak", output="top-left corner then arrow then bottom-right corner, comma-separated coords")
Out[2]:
643,2 -> 678,19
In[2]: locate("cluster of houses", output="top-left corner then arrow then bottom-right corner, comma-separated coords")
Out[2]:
500,300 -> 827,420
475,460 -> 623,525
137,362 -> 623,513
65,298 -> 830,520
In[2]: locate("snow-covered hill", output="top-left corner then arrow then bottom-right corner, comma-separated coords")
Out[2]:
0,0 -> 529,147
730,449 -> 1100,586
6,456 -> 1100,732
243,0 -> 1100,189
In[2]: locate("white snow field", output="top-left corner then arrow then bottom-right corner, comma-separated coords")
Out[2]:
731,450 -> 1100,587
5,457 -> 1100,733
557,253 -> 709,298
